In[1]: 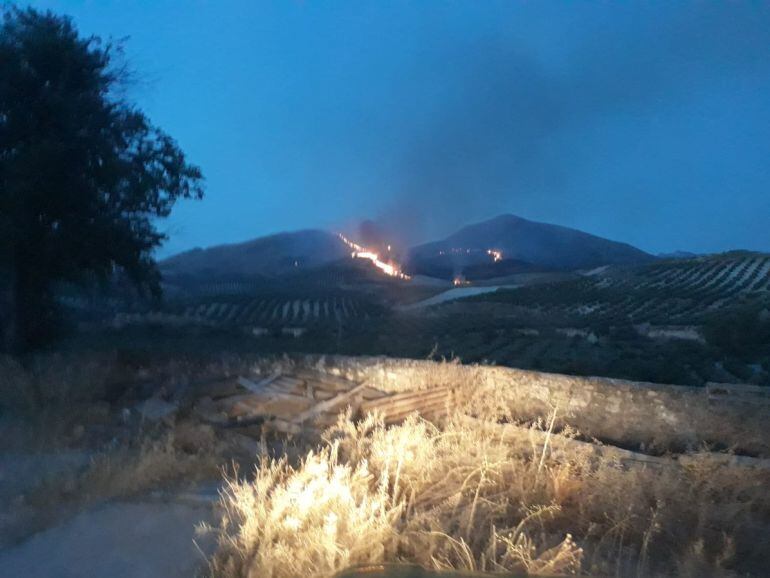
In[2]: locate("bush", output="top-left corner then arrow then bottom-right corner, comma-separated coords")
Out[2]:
703,307 -> 770,355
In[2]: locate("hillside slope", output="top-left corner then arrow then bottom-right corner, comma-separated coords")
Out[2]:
161,230 -> 349,282
408,214 -> 654,275
463,251 -> 770,325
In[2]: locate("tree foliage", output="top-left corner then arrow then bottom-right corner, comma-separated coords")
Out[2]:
703,306 -> 770,356
0,7 -> 203,351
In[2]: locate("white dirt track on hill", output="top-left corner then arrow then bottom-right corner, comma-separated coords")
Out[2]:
399,284 -> 519,309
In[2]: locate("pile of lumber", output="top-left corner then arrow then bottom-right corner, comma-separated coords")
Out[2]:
360,386 -> 456,424
193,369 -> 456,436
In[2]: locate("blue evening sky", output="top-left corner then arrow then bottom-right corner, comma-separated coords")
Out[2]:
28,1 -> 770,256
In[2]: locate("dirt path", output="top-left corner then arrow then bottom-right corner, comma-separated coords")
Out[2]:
398,284 -> 519,309
0,496 -> 216,577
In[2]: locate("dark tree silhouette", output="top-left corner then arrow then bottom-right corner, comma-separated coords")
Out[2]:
0,7 -> 204,352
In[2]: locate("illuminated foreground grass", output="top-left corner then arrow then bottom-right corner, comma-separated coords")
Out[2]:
207,411 -> 770,577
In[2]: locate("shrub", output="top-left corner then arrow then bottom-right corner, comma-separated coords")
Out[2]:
704,307 -> 770,355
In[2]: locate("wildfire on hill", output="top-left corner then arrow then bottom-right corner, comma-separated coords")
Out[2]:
487,249 -> 503,262
338,233 -> 411,280
439,248 -> 504,262
337,234 -> 504,281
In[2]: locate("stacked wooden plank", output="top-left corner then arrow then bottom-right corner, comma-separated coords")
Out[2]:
359,386 -> 456,424
193,369 -> 456,436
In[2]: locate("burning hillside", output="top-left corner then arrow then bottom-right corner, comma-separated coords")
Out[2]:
338,233 -> 411,280
409,214 -> 654,273
338,233 -> 503,286
159,213 -> 654,287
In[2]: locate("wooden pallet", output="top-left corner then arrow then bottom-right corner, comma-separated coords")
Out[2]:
194,370 -> 455,435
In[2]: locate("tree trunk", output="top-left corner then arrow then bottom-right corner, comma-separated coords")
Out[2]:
0,263 -> 19,354
1,259 -> 49,355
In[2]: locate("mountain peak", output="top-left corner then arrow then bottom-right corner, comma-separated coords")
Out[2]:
407,214 -> 653,278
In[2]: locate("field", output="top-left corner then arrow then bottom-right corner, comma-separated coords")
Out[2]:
469,252 -> 770,325
118,291 -> 385,331
68,253 -> 770,388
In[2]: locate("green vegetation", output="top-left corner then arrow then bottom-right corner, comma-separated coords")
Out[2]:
703,306 -> 770,355
54,251 -> 770,387
468,253 -> 770,326
0,7 -> 203,353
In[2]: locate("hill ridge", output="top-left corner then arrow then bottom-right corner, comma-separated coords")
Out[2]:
407,213 -> 654,278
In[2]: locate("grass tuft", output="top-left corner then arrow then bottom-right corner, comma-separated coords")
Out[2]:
210,411 -> 770,577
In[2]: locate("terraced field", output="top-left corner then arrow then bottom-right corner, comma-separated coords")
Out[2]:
113,291 -> 386,330
76,252 -> 770,388
464,253 -> 770,326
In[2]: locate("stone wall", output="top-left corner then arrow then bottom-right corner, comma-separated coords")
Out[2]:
290,355 -> 770,457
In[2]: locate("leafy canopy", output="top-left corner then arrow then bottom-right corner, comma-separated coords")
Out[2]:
0,6 -> 203,349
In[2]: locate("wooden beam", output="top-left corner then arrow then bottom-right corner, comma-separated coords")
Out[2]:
360,388 -> 450,414
237,373 -> 281,394
359,386 -> 389,400
292,381 -> 370,424
294,369 -> 358,392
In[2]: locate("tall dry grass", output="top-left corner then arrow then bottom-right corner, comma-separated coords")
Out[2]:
209,412 -> 770,577
212,413 -> 569,577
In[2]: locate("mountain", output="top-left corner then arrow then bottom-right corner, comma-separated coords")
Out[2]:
407,214 -> 654,278
160,215 -> 654,286
160,229 -> 349,282
404,253 -> 546,282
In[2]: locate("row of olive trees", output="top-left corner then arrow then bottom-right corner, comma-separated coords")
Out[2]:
0,6 -> 204,353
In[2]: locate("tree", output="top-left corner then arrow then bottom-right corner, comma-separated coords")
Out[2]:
0,7 -> 203,352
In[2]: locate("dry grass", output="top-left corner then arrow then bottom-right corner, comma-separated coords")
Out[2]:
209,411 -> 770,577
0,350 -> 266,414
0,421 -> 225,548
3,353 -> 769,575
78,422 -> 223,499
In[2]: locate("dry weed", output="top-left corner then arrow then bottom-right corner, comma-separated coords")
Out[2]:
211,413 -> 583,577
211,411 -> 770,577
80,424 -> 222,499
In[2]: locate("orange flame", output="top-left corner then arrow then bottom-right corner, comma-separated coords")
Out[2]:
338,233 -> 410,280
487,249 -> 503,262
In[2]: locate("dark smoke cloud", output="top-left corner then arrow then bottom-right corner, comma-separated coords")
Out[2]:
372,3 -> 770,246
